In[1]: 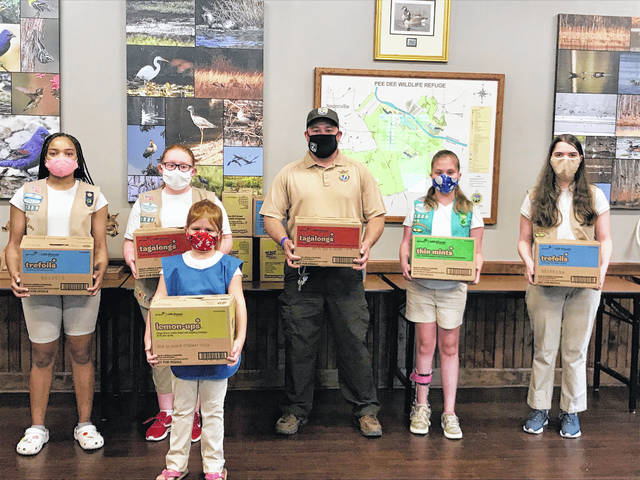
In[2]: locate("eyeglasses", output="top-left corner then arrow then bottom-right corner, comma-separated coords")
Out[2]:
552,151 -> 580,159
162,162 -> 193,172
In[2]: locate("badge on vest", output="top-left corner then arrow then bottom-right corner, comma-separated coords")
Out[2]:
534,232 -> 546,237
140,216 -> 155,224
338,170 -> 350,182
141,202 -> 158,213
85,191 -> 94,207
459,212 -> 468,227
24,192 -> 43,205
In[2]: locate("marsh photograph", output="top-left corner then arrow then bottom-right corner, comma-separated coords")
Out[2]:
195,0 -> 263,49
126,0 -> 195,47
558,14 -> 631,51
194,47 -> 263,100
223,99 -> 262,146
554,92 -> 617,136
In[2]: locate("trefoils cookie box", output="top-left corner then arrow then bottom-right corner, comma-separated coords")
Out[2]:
133,227 -> 191,279
533,239 -> 600,288
150,294 -> 235,366
20,236 -> 94,295
410,235 -> 475,282
293,217 -> 362,267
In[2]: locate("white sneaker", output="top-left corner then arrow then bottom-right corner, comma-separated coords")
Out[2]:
74,424 -> 104,451
441,413 -> 463,439
409,404 -> 431,434
16,427 -> 49,455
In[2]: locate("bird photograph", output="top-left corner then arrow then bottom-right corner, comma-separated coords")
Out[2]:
126,125 -> 164,178
23,0 -> 58,18
126,0 -> 195,47
0,27 -> 18,72
127,46 -> 195,97
223,145 -> 263,177
19,17 -> 59,73
0,71 -> 10,114
0,0 -> 20,23
0,125 -> 49,176
224,99 -> 263,146
393,3 -> 432,33
127,97 -> 165,125
165,97 -> 223,165
11,72 -> 58,115
195,0 -> 263,50
190,164 -> 222,195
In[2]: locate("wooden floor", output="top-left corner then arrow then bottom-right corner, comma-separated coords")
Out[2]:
1,387 -> 638,479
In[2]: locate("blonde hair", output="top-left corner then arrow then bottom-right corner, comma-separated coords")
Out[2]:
423,150 -> 473,214
186,200 -> 223,234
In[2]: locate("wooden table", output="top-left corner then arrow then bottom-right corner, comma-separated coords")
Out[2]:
381,274 -> 640,413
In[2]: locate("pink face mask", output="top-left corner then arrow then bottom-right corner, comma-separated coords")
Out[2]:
47,157 -> 78,177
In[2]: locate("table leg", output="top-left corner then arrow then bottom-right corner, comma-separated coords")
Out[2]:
404,320 -> 415,414
629,297 -> 639,413
387,289 -> 400,390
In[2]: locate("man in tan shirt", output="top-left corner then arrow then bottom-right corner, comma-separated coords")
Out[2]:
260,108 -> 386,437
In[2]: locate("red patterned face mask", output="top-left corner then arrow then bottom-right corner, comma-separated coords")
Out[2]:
187,231 -> 217,251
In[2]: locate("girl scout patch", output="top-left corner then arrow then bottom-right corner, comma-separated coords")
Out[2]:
459,212 -> 468,227
85,191 -> 94,207
338,170 -> 350,182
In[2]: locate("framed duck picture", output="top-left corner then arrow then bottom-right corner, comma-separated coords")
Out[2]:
374,0 -> 450,62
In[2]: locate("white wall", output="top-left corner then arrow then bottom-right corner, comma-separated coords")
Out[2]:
1,0 -> 639,262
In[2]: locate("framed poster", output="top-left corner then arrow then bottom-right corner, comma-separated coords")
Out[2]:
553,13 -> 640,209
315,67 -> 504,224
374,0 -> 450,62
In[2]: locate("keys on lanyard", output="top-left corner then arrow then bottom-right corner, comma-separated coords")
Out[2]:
297,267 -> 308,292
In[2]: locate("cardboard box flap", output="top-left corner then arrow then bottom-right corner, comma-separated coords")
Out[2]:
151,294 -> 235,309
133,227 -> 186,236
20,235 -> 94,249
294,216 -> 362,227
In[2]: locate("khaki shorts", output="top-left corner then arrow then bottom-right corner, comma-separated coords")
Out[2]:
405,281 -> 467,329
22,292 -> 101,343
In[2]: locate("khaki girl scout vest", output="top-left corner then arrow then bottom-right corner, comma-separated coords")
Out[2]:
133,186 -> 220,308
23,179 -> 100,237
529,185 -> 598,241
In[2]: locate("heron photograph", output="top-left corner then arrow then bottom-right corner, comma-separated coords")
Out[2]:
222,174 -> 262,196
194,47 -> 262,100
127,45 -> 195,97
127,125 -> 165,177
0,115 -> 58,198
127,96 -> 166,125
20,17 -> 59,73
0,0 -> 19,23
128,174 -> 164,202
224,99 -> 262,146
20,0 -> 58,19
0,72 -> 11,114
195,0 -> 263,50
11,72 -> 58,116
165,97 -> 223,165
223,145 -> 262,177
126,0 -> 195,47
192,164 -> 223,195
0,23 -> 20,72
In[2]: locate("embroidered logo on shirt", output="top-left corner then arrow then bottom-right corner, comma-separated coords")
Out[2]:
23,193 -> 42,205
338,170 -> 350,182
85,191 -> 94,207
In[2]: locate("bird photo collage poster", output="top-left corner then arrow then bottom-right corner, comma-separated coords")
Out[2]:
0,0 -> 60,199
126,0 -> 264,202
553,14 -> 640,209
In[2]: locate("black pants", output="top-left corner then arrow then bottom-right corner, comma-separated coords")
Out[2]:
279,264 -> 380,418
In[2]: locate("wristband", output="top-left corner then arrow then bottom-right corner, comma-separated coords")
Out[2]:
280,236 -> 288,248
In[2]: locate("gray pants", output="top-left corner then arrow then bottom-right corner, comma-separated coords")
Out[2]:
526,285 -> 601,413
279,265 -> 379,418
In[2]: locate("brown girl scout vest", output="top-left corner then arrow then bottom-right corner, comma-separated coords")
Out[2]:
23,179 -> 100,237
529,185 -> 598,241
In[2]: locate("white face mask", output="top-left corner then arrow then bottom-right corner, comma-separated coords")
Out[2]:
162,168 -> 192,190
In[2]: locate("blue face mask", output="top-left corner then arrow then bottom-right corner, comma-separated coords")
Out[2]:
432,174 -> 458,193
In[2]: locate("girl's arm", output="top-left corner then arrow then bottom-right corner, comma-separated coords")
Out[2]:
122,239 -> 138,279
6,205 -> 29,297
144,275 -> 168,366
399,225 -> 413,281
517,215 -> 535,284
219,234 -> 232,255
594,210 -> 612,289
470,226 -> 484,285
227,274 -> 246,366
88,205 -> 109,295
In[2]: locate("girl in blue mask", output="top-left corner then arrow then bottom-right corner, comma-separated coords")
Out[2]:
399,150 -> 484,440
145,199 -> 246,480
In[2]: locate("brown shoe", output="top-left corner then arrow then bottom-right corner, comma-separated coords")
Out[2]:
275,413 -> 307,435
357,415 -> 382,437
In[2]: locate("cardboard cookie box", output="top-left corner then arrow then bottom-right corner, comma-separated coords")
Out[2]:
133,227 -> 191,279
410,235 -> 476,282
533,239 -> 600,288
293,217 -> 362,267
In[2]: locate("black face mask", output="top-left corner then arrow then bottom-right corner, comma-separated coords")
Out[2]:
308,134 -> 338,159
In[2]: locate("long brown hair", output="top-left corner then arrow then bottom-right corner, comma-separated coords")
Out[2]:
530,134 -> 596,228
423,150 -> 473,214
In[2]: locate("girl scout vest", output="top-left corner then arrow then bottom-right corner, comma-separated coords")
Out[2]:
137,187 -> 219,228
411,197 -> 471,237
529,185 -> 597,241
23,179 -> 99,236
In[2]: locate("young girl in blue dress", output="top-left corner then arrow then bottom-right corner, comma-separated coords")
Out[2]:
145,199 -> 247,480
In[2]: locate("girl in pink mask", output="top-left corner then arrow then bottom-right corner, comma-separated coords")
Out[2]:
518,134 -> 612,439
145,199 -> 246,480
5,133 -> 108,455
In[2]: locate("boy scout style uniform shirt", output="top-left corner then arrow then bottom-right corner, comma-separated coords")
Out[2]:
260,151 -> 386,234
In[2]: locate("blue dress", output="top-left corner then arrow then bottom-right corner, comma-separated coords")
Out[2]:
161,253 -> 243,380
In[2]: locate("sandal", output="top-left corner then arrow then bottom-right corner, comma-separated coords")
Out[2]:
155,469 -> 189,480
16,427 -> 49,455
205,469 -> 227,480
73,424 -> 104,451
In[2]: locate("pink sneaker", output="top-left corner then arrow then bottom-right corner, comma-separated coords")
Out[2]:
144,411 -> 172,441
191,411 -> 201,443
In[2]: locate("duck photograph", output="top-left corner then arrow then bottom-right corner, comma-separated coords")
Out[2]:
195,0 -> 263,50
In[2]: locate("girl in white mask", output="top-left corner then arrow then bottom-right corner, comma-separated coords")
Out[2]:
518,134 -> 612,439
123,144 -> 233,443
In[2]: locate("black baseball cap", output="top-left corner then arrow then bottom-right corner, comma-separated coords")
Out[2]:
306,107 -> 339,128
